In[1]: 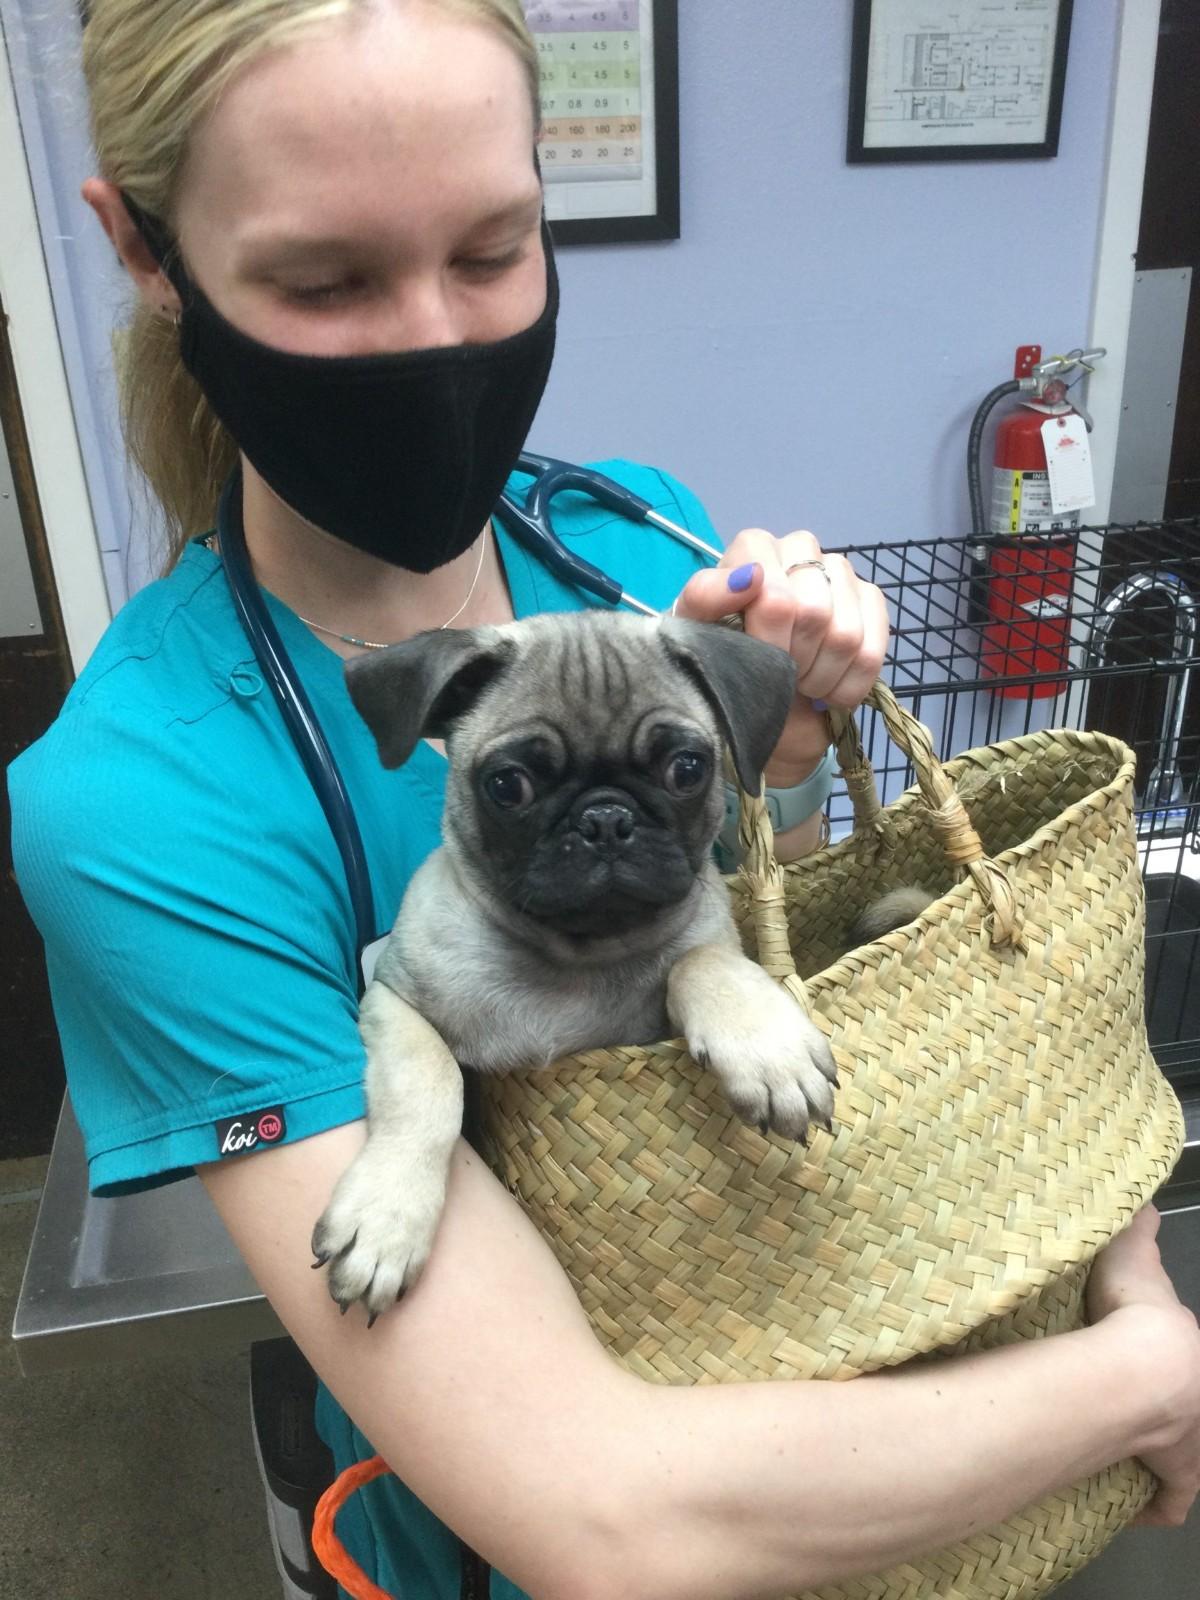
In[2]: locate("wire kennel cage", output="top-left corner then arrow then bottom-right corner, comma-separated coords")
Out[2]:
832,518 -> 1200,1102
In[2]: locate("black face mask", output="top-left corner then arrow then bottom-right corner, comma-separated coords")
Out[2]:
124,195 -> 558,572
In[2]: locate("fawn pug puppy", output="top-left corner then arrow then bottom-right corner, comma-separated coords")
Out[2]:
312,611 -> 842,1319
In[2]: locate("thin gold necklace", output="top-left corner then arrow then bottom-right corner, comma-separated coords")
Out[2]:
205,527 -> 490,647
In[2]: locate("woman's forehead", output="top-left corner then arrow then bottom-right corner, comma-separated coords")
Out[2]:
178,3 -> 536,244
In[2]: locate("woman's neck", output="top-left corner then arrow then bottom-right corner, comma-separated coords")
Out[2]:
235,458 -> 515,658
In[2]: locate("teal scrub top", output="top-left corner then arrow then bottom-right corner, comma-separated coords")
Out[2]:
9,458 -> 717,1600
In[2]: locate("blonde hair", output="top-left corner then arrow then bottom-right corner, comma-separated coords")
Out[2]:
83,0 -> 539,567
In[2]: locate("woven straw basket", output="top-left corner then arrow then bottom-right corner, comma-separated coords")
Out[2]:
479,683 -> 1185,1600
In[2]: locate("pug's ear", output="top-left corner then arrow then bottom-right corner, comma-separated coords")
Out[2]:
344,626 -> 514,770
658,618 -> 796,792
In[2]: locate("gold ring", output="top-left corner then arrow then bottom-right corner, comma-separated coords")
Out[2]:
786,559 -> 831,582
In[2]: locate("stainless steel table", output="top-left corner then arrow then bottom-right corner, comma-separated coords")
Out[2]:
12,1098 -> 282,1373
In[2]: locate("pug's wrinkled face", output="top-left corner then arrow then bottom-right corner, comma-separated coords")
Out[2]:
345,610 -> 797,941
450,667 -> 725,938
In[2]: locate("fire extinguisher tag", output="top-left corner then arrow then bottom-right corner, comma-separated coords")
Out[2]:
1041,413 -> 1095,515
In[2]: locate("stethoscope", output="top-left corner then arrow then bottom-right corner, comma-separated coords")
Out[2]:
216,457 -> 723,988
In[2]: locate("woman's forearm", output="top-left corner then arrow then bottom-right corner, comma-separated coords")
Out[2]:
612,1314 -> 1160,1600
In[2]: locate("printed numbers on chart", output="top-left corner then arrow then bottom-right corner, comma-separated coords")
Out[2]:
527,1 -> 638,26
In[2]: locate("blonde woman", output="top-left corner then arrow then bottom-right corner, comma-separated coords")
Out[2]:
9,3 -> 1200,1597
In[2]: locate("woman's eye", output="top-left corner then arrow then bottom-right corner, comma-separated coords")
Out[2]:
282,279 -> 362,307
485,767 -> 535,809
456,248 -> 525,279
664,751 -> 710,795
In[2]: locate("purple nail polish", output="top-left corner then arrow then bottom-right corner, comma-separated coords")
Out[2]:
727,562 -> 758,593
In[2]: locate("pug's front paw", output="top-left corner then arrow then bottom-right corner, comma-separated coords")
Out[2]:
311,1143 -> 447,1323
675,956 -> 838,1143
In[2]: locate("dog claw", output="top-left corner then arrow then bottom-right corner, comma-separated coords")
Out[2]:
367,1311 -> 379,1330
339,1301 -> 350,1317
332,1230 -> 358,1264
310,1253 -> 329,1270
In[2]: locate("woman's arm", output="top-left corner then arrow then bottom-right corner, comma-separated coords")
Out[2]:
200,1126 -> 1199,1600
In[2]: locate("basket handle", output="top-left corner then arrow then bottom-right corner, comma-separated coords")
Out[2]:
737,679 -> 1021,1001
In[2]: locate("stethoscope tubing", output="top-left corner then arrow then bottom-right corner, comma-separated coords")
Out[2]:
498,453 -> 723,614
217,470 -> 376,990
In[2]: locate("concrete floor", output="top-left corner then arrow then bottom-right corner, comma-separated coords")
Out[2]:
1,1155 -> 282,1600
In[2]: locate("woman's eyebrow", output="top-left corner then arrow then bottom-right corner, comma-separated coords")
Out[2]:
241,194 -> 544,269
238,233 -> 367,272
472,192 -> 544,231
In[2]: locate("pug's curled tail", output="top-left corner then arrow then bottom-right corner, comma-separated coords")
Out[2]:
849,887 -> 937,947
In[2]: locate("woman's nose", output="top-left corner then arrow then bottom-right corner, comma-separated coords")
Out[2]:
385,276 -> 463,351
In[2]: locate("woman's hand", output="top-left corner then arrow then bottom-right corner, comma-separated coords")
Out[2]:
1087,1205 -> 1200,1527
671,529 -> 891,787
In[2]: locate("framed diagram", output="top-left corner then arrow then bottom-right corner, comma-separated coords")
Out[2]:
527,0 -> 680,244
847,0 -> 1073,163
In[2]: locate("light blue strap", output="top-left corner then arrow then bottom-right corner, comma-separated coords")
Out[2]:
716,744 -> 838,868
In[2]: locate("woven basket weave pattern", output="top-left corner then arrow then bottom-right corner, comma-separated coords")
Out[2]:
480,703 -> 1184,1600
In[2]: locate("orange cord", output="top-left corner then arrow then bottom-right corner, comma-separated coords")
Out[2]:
311,1453 -> 394,1600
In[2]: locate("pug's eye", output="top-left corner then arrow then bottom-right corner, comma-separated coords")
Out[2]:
485,766 -> 534,809
664,751 -> 710,795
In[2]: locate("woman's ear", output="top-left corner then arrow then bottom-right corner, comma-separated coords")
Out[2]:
81,178 -> 181,319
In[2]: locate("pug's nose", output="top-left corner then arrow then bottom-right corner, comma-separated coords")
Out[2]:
577,801 -> 636,849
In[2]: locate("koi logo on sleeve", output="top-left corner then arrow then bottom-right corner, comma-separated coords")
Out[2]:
214,1106 -> 287,1157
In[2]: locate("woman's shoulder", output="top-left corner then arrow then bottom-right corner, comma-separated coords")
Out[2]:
65,544 -> 253,721
13,546 -> 251,776
7,545 -> 285,870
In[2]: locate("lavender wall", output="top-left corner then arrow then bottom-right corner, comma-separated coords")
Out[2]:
534,1 -> 1122,550
7,0 -> 1126,605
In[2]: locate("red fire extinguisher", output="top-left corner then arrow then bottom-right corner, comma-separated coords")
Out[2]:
970,345 -> 1104,699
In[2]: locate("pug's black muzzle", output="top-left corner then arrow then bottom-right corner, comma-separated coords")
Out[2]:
512,786 -> 702,936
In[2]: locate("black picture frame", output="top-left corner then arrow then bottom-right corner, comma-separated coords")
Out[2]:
846,0 -> 1073,164
534,0 -> 680,246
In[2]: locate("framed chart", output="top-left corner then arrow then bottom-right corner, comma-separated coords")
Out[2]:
526,0 -> 680,244
847,0 -> 1073,163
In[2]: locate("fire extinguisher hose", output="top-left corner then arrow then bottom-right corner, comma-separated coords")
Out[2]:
967,378 -> 1022,537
